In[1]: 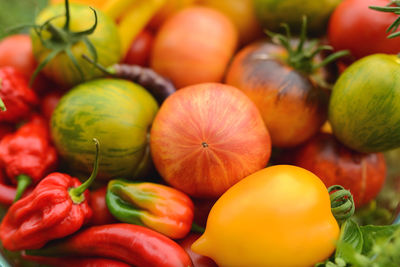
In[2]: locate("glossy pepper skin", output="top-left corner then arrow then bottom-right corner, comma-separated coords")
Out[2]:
0,66 -> 38,123
0,168 -> 17,205
0,115 -> 58,201
0,139 -> 100,251
26,223 -> 193,267
106,179 -> 194,239
22,254 -> 130,267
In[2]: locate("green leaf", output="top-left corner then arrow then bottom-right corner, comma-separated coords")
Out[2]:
335,219 -> 363,261
359,224 -> 400,254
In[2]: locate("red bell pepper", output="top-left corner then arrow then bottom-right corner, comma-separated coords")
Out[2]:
0,114 -> 58,201
25,223 -> 193,267
0,168 -> 16,206
0,139 -> 100,251
0,66 -> 38,123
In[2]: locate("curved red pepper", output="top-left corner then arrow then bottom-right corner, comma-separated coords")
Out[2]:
22,254 -> 130,267
0,66 -> 38,123
0,139 -> 100,251
0,115 -> 58,201
26,223 -> 193,267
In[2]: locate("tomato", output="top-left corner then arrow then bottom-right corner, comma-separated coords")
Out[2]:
328,0 -> 400,60
150,7 -> 238,88
199,0 -> 263,46
292,133 -> 387,207
148,0 -> 197,31
253,0 -> 341,35
123,30 -> 154,67
225,40 -> 330,147
0,35 -> 36,78
50,0 -> 107,9
329,54 -> 400,152
31,3 -> 121,87
178,233 -> 218,267
40,91 -> 65,122
192,165 -> 339,267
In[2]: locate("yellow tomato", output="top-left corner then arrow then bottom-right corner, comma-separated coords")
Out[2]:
199,0 -> 263,45
50,0 -> 107,9
192,165 -> 339,267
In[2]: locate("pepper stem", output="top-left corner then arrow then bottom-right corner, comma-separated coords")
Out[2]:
328,185 -> 355,225
69,138 -> 100,204
191,222 -> 205,234
14,174 -> 32,202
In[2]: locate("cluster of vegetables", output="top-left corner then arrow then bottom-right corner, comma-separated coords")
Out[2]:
0,0 -> 400,266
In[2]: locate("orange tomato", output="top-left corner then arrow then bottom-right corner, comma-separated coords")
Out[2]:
150,7 -> 238,89
192,165 -> 339,267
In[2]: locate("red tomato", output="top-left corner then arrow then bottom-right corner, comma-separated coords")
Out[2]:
123,30 -> 154,67
328,0 -> 400,60
88,186 -> 117,226
0,35 -> 36,77
178,233 -> 218,267
292,133 -> 386,207
40,91 -> 64,122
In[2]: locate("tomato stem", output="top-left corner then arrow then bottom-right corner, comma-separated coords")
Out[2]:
28,0 -> 99,86
266,16 -> 349,76
370,3 -> 400,39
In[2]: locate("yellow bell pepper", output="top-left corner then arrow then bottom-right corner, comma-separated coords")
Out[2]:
192,165 -> 340,267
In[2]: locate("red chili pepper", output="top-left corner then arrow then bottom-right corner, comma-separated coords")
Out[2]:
22,254 -> 130,267
0,122 -> 13,142
25,223 -> 193,267
0,168 -> 16,206
0,139 -> 100,251
88,186 -> 117,226
0,114 -> 58,201
0,66 -> 38,123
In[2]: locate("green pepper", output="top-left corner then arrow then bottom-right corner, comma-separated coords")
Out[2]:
106,179 -> 194,239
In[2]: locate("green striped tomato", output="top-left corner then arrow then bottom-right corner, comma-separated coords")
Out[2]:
329,54 -> 400,152
51,78 -> 158,181
31,3 -> 121,87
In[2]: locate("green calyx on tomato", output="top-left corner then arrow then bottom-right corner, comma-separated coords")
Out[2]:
370,2 -> 400,39
266,16 -> 348,83
29,0 -> 98,86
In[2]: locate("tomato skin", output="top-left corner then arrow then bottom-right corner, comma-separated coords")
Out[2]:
225,41 -> 328,147
123,30 -> 154,67
31,3 -> 121,87
328,0 -> 400,60
40,91 -> 64,122
292,133 -> 386,207
192,165 -> 339,267
0,35 -> 36,78
329,54 -> 400,152
151,7 -> 238,88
